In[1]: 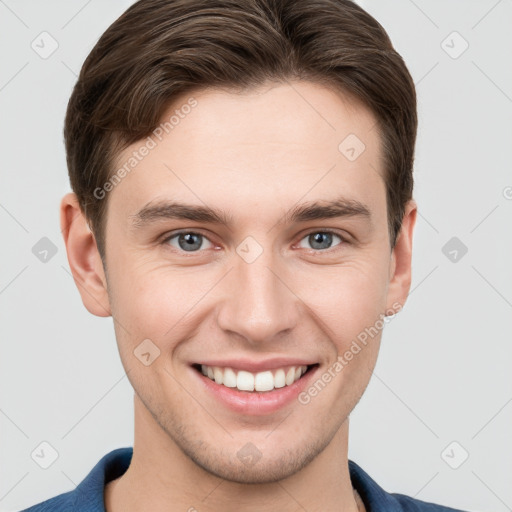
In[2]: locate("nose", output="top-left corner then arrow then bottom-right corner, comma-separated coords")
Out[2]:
216,247 -> 300,345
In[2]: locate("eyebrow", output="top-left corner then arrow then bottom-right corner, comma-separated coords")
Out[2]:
129,197 -> 371,230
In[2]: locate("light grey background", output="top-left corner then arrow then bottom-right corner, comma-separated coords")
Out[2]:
1,1 -> 511,511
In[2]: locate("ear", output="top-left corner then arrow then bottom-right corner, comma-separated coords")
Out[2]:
385,199 -> 417,313
60,192 -> 111,317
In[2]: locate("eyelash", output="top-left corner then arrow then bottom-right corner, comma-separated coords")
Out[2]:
160,229 -> 348,255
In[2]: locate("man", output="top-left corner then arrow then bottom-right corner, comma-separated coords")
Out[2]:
22,0 -> 469,510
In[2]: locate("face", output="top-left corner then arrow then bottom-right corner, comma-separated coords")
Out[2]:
71,81 -> 415,483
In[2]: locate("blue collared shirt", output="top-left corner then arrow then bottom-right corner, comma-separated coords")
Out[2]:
20,447 -> 469,511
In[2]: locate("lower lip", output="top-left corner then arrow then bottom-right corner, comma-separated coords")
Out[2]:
192,365 -> 319,415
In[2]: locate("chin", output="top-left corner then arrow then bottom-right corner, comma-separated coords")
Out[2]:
172,429 -> 332,485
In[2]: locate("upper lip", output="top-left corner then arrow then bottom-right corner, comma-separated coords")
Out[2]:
193,357 -> 317,373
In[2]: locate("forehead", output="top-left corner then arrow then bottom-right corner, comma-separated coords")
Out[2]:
107,81 -> 385,227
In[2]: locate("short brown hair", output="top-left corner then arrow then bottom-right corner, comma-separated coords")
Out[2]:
64,0 -> 417,260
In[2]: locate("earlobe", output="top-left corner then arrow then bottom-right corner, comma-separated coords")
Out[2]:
60,192 -> 111,317
385,199 -> 417,313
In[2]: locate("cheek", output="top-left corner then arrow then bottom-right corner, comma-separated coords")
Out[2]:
295,258 -> 390,344
297,263 -> 388,405
109,269 -> 199,395
107,262 -> 181,352
108,258 -> 225,361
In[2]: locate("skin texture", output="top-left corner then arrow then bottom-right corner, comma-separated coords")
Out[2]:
61,81 -> 416,512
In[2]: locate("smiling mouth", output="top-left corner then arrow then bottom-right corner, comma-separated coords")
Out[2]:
192,363 -> 318,393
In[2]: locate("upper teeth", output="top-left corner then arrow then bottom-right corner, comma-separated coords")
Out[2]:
200,365 -> 308,392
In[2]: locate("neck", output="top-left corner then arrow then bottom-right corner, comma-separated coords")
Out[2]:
105,395 -> 361,512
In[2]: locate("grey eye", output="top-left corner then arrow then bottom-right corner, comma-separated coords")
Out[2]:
298,232 -> 342,251
167,232 -> 213,252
